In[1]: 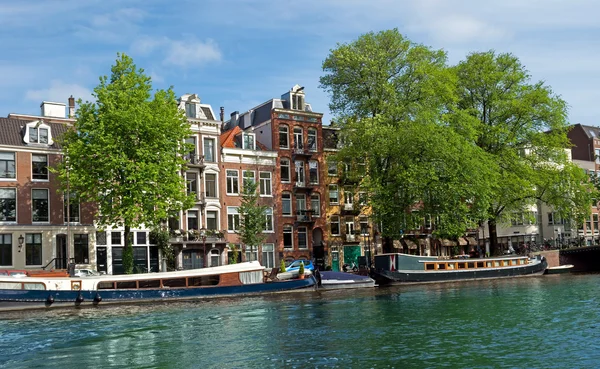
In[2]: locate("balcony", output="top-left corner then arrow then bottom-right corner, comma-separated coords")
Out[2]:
340,203 -> 360,215
293,181 -> 315,192
186,154 -> 205,168
292,147 -> 313,158
295,210 -> 315,224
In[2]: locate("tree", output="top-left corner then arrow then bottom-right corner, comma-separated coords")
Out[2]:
55,53 -> 195,273
320,29 -> 496,252
237,180 -> 268,261
453,51 -> 595,254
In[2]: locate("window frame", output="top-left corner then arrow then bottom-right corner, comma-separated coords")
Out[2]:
329,184 -> 339,204
32,188 -> 49,223
206,210 -> 219,230
242,170 -> 256,189
0,234 -> 12,267
264,208 -> 274,232
226,170 -> 240,195
283,225 -> 293,249
279,125 -> 289,149
280,158 -> 291,183
307,128 -> 317,151
205,172 -> 217,198
0,188 -> 17,222
74,233 -> 89,264
293,127 -> 304,150
203,137 -> 215,162
309,160 -> 319,185
0,152 -> 16,179
31,154 -> 49,181
227,206 -> 240,232
311,193 -> 321,217
259,171 -> 272,197
282,192 -> 292,216
25,233 -> 43,266
330,215 -> 341,236
63,192 -> 80,223
298,226 -> 308,249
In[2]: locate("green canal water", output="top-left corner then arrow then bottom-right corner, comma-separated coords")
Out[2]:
1,274 -> 600,369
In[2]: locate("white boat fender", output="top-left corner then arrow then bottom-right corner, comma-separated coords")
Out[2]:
93,293 -> 102,305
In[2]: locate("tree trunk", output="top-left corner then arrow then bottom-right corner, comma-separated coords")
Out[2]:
488,219 -> 498,256
123,224 -> 134,274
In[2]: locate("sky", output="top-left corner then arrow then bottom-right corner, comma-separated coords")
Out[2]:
1,0 -> 599,126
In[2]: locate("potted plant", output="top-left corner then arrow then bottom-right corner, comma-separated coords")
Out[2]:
280,259 -> 286,273
298,261 -> 305,279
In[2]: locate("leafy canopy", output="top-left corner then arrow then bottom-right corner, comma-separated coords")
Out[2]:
237,180 -> 268,255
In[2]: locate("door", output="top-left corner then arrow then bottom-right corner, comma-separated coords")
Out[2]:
182,250 -> 204,270
55,234 -> 67,269
295,161 -> 305,186
332,251 -> 340,271
96,247 -> 107,274
343,245 -> 361,268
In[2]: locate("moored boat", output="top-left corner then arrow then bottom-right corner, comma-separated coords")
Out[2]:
316,271 -> 376,290
545,264 -> 574,275
372,253 -> 547,285
0,261 -> 316,311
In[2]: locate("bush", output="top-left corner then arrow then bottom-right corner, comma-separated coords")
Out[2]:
280,259 -> 286,273
298,262 -> 305,275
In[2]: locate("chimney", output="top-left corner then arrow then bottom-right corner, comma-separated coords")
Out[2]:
220,107 -> 225,122
230,111 -> 239,126
68,95 -> 75,118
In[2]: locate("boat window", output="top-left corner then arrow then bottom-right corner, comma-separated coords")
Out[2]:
447,263 -> 455,270
494,261 -> 500,267
188,276 -> 220,287
98,281 -> 115,289
519,259 -> 525,265
476,262 -> 484,268
458,263 -> 466,269
162,278 -> 186,288
240,271 -> 262,284
138,280 -> 161,289
0,282 -> 23,289
425,263 -> 435,271
23,282 -> 46,290
502,260 -> 509,267
486,262 -> 493,267
467,262 -> 475,268
437,263 -> 446,270
116,281 -> 137,289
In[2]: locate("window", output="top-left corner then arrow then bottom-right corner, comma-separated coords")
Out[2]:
0,234 -> 12,266
292,94 -> 304,110
264,208 -> 274,232
186,102 -> 197,118
283,225 -> 293,249
328,160 -> 337,176
259,172 -> 272,196
311,194 -> 321,217
280,158 -> 290,182
330,216 -> 340,235
32,189 -> 49,222
96,231 -> 107,245
345,217 -> 355,239
308,128 -> 317,151
344,187 -> 354,208
295,160 -> 305,186
548,212 -> 554,225
282,192 -> 292,216
204,138 -> 215,162
279,125 -> 289,149
186,172 -> 197,196
0,152 -> 15,179
74,234 -> 89,264
29,127 -> 49,144
309,161 -> 319,185
359,217 -> 369,235
25,233 -> 42,266
358,192 -> 368,206
262,244 -> 275,268
32,154 -> 48,180
296,193 -> 306,216
329,184 -> 339,204
243,133 -> 255,150
0,188 -> 16,222
227,207 -> 240,231
205,173 -> 217,198
64,192 -> 80,223
245,247 -> 258,262
226,170 -> 239,195
185,137 -> 197,161
111,232 -> 122,245
187,210 -> 199,230
243,170 -> 255,189
206,210 -> 218,230
298,227 -> 307,249
294,127 -> 303,150
594,213 -> 599,232
425,214 -> 432,229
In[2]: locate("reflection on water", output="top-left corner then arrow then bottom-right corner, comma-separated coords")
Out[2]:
1,275 -> 600,368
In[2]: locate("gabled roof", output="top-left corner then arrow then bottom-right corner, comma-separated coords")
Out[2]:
0,117 -> 69,149
220,126 -> 241,148
577,124 -> 600,139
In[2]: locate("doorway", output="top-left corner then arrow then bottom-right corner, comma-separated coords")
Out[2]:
55,234 -> 67,269
182,250 -> 204,269
96,247 -> 107,274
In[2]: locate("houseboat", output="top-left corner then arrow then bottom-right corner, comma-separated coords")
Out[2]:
372,253 -> 547,285
0,261 -> 316,311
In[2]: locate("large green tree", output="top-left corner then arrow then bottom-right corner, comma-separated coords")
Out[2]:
237,180 -> 268,261
56,54 -> 194,273
320,29 -> 496,252
453,51 -> 595,253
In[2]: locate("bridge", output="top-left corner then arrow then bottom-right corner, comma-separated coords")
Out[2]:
541,246 -> 600,272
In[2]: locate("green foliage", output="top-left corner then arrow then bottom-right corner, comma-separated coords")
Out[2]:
320,29 -> 494,241
54,54 -> 194,273
150,228 -> 176,271
228,243 -> 239,264
298,262 -> 305,275
237,180 -> 268,258
280,259 -> 286,273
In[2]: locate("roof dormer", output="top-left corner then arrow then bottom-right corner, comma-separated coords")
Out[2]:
23,120 -> 53,146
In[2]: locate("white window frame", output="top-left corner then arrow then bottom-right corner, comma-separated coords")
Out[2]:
282,192 -> 292,216
242,132 -> 256,150
308,128 -> 317,152
296,193 -> 306,216
25,121 -> 53,145
283,225 -> 293,249
280,158 -> 291,183
227,206 -> 240,232
203,137 -> 215,163
187,210 -> 199,230
311,193 -> 321,217
262,243 -> 275,268
309,160 -> 319,185
32,188 -> 49,223
293,127 -> 304,150
205,209 -> 219,231
31,154 -> 49,181
242,170 -> 256,189
295,160 -> 305,187
279,125 -> 289,149
330,215 -> 340,236
0,151 -> 16,180
226,170 -> 239,195
264,208 -> 274,232
327,160 -> 337,176
204,172 -> 218,198
298,226 -> 308,249
329,184 -> 339,204
259,171 -> 272,197
0,188 -> 16,223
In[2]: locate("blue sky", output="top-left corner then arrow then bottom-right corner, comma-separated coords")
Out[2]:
1,0 -> 599,126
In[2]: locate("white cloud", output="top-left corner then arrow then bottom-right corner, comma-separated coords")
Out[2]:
25,80 -> 93,104
131,36 -> 222,67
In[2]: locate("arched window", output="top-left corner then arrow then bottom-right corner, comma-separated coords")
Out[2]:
293,127 -> 303,150
283,224 -> 294,249
308,128 -> 317,151
279,125 -> 289,149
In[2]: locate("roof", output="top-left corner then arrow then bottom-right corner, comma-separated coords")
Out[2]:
577,124 -> 600,139
220,126 -> 240,148
0,117 -> 69,149
201,106 -> 214,120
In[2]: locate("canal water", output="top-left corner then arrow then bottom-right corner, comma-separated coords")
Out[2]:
1,274 -> 600,369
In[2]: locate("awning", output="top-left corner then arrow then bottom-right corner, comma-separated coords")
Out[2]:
465,237 -> 478,246
458,237 -> 468,246
418,238 -> 428,247
402,239 -> 418,249
393,240 -> 403,249
440,239 -> 457,247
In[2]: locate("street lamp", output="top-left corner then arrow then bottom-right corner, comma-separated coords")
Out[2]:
18,234 -> 24,252
200,227 -> 207,268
